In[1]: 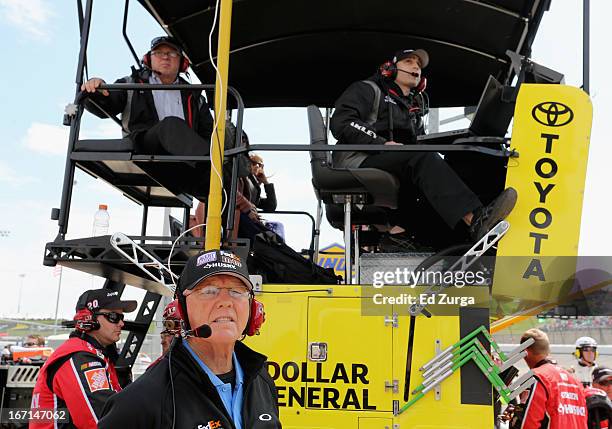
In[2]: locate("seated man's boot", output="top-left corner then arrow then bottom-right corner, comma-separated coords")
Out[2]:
469,188 -> 518,242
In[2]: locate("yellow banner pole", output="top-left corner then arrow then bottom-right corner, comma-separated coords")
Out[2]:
205,0 -> 233,250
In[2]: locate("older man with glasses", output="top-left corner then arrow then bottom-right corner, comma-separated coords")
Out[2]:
29,289 -> 137,429
81,36 -> 213,157
99,249 -> 281,429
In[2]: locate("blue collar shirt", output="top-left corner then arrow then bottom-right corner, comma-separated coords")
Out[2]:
184,341 -> 245,429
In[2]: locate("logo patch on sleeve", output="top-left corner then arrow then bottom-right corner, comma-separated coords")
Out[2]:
84,368 -> 110,392
80,361 -> 103,370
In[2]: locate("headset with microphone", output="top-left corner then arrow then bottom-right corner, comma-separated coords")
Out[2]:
379,60 -> 427,93
73,309 -> 100,332
174,285 -> 265,339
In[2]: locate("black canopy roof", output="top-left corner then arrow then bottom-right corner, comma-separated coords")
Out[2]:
138,0 -> 550,108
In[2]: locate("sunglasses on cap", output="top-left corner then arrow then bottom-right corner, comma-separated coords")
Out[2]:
95,312 -> 125,324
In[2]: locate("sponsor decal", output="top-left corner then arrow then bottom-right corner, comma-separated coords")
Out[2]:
350,122 -> 377,139
84,368 -> 110,392
384,95 -> 398,105
80,361 -> 103,370
221,256 -> 242,267
557,403 -> 586,416
531,102 -> 574,127
267,361 -> 376,410
196,421 -> 223,429
106,291 -> 119,297
197,252 -> 217,266
316,243 -> 345,278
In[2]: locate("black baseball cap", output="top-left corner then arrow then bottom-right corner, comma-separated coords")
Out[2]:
178,250 -> 253,292
392,49 -> 429,69
593,367 -> 612,384
76,289 -> 138,313
150,36 -> 182,52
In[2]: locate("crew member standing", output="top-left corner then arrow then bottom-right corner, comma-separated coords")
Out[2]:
514,328 -> 587,429
29,289 -> 136,428
570,336 -> 599,387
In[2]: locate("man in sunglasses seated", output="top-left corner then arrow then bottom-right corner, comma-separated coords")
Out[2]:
29,289 -> 137,429
81,36 -> 213,156
99,250 -> 281,428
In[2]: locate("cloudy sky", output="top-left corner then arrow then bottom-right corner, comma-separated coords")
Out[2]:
0,0 -> 609,319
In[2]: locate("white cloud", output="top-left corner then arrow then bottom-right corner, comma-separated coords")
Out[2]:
22,122 -> 69,155
22,122 -> 121,156
0,0 -> 54,40
0,160 -> 37,185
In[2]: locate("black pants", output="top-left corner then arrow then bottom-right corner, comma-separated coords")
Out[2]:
139,116 -> 210,155
360,151 -> 481,228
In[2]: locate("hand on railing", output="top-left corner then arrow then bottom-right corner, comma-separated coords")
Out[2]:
81,77 -> 109,96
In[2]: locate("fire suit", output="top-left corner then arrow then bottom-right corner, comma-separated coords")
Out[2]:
29,332 -> 121,429
519,359 -> 588,429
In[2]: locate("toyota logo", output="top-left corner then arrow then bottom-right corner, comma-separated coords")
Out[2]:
531,102 -> 574,127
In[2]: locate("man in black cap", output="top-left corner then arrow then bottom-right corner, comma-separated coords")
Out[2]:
593,367 -> 612,400
331,49 -> 517,249
29,289 -> 137,429
99,249 -> 281,429
81,36 -> 213,156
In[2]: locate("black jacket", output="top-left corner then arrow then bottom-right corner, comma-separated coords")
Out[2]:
83,68 -> 213,144
245,175 -> 277,212
98,339 -> 281,429
330,73 -> 425,168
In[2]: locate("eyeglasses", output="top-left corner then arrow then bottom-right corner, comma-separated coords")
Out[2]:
162,319 -> 180,331
194,285 -> 251,300
151,50 -> 180,59
250,161 -> 264,168
581,346 -> 597,352
95,312 -> 125,324
23,342 -> 38,347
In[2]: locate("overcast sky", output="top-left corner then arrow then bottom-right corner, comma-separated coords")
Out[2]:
0,0 -> 610,319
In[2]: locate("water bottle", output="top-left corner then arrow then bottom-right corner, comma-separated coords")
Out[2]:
92,204 -> 110,236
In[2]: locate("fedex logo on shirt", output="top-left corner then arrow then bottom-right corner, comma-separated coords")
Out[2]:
196,420 -> 223,429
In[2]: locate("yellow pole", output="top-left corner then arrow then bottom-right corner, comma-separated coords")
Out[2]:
205,0 -> 233,250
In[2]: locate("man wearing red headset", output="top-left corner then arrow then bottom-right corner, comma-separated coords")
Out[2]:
29,289 -> 137,429
81,36 -> 213,156
98,249 -> 280,429
331,49 -> 517,248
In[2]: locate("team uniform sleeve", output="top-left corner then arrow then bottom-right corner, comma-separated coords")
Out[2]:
520,377 -> 548,429
330,81 -> 387,146
52,352 -> 116,428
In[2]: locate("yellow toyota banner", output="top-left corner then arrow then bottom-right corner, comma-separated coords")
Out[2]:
493,84 -> 592,311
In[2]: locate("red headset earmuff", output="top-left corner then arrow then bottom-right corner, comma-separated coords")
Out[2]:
74,309 -> 100,332
245,298 -> 265,336
379,60 -> 397,80
142,51 -> 189,74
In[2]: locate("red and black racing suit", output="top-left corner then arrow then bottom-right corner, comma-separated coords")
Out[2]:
520,359 -> 588,429
29,332 -> 121,429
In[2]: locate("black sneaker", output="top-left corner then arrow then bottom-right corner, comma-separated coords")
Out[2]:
379,232 -> 418,253
469,188 -> 518,241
